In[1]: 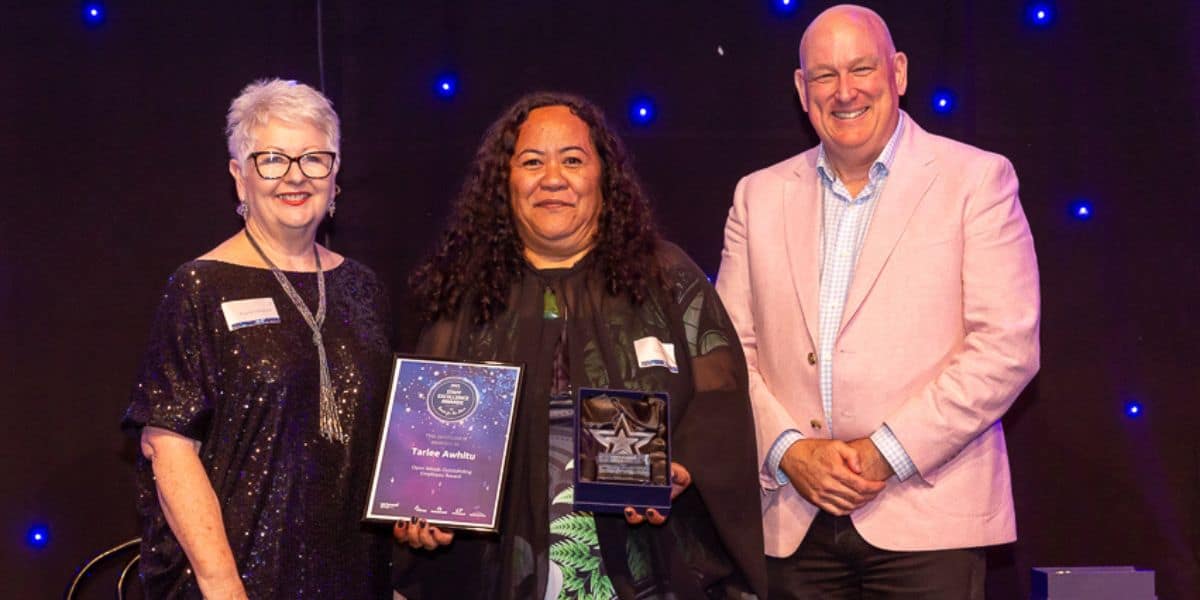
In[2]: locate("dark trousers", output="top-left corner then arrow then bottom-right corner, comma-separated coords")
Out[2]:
766,512 -> 985,600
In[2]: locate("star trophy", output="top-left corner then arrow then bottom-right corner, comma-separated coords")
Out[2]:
574,388 -> 671,515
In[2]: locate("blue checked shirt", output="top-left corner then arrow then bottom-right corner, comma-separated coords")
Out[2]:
767,113 -> 917,485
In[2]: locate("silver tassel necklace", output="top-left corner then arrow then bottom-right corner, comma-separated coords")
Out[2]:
244,228 -> 346,444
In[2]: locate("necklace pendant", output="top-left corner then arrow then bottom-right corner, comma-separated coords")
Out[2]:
543,287 -> 560,320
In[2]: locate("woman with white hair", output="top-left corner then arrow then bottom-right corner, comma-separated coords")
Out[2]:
123,78 -> 392,599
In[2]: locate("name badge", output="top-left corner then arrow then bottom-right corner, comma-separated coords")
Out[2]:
221,297 -> 281,331
633,336 -> 678,373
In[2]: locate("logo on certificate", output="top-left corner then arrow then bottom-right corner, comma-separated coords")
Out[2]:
427,377 -> 480,422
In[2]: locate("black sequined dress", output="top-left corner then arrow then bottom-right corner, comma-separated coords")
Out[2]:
122,259 -> 393,599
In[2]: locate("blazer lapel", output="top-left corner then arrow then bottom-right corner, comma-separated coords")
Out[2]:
839,123 -> 938,333
784,153 -> 823,349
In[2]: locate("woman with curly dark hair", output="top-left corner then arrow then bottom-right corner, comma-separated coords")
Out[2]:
393,92 -> 766,600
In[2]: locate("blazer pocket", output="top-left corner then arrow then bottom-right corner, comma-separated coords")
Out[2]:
895,234 -> 959,252
920,428 -> 1008,517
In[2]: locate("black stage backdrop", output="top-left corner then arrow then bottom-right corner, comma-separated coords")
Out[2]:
3,1 -> 1198,598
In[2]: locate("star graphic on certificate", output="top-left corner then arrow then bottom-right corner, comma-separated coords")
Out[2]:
590,413 -> 655,455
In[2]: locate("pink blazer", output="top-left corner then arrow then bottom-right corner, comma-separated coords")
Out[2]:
715,117 -> 1040,556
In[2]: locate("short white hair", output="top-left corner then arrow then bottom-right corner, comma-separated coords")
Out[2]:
225,78 -> 340,163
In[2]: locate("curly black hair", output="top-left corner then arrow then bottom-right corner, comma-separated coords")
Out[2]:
411,91 -> 662,324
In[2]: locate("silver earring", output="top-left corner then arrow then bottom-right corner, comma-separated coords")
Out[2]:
328,185 -> 342,218
236,200 -> 249,219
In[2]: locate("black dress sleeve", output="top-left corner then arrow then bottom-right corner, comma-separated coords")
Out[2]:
122,265 -> 216,441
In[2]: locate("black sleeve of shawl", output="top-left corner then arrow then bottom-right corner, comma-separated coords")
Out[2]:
655,243 -> 768,598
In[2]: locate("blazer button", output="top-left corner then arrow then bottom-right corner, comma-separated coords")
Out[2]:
810,419 -> 822,430
807,352 -> 817,365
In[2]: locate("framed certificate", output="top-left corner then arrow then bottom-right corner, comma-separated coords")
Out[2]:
364,355 -> 524,532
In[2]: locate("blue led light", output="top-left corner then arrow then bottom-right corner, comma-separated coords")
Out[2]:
82,2 -> 106,26
1125,401 -> 1142,418
629,97 -> 655,126
27,524 -> 49,549
931,89 -> 955,114
1026,3 -> 1054,27
433,74 -> 457,99
771,0 -> 800,16
1070,199 -> 1093,220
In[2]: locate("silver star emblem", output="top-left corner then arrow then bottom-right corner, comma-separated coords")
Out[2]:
590,413 -> 654,455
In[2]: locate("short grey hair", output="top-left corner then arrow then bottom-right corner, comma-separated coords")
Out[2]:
225,78 -> 340,163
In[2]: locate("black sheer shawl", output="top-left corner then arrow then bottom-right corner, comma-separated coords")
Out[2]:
393,242 -> 766,599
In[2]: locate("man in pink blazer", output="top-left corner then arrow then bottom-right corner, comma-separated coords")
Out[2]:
715,5 -> 1039,598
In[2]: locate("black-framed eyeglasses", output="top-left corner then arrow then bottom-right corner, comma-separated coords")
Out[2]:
247,151 -> 338,180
